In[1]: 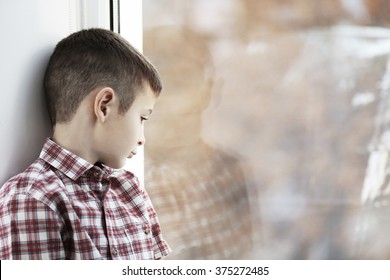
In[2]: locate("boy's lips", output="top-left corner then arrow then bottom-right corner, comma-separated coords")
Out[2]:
127,150 -> 137,159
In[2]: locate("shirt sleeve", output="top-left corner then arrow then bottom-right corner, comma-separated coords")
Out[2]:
0,193 -> 66,260
141,189 -> 172,259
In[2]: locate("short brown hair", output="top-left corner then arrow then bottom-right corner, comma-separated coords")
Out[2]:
43,28 -> 162,126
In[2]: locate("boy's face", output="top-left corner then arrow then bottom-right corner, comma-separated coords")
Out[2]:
98,84 -> 156,168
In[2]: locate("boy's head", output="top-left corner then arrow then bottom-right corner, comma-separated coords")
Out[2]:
44,28 -> 162,168
44,28 -> 162,126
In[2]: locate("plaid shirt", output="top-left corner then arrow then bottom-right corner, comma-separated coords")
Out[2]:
0,138 -> 171,260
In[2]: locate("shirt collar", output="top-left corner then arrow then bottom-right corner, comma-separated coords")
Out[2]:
39,138 -> 94,181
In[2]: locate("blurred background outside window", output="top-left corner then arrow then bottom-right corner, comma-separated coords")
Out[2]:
142,0 -> 390,259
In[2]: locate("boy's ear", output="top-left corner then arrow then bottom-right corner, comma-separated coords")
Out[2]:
94,87 -> 116,123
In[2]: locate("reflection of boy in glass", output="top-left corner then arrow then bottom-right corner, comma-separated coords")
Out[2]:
144,26 -> 254,259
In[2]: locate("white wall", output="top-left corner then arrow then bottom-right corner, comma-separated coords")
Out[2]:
0,0 -> 143,185
0,0 -> 69,184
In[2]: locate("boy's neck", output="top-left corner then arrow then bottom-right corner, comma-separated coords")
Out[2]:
52,120 -> 98,165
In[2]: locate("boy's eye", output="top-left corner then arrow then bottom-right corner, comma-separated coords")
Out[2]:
141,116 -> 148,123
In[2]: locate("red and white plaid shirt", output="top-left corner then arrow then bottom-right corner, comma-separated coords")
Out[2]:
0,138 -> 171,260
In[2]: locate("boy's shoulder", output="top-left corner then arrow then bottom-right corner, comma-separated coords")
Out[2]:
0,158 -> 63,205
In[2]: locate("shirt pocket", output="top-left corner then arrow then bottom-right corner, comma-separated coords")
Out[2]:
119,222 -> 154,260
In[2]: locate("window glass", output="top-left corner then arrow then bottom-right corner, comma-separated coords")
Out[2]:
143,0 -> 390,259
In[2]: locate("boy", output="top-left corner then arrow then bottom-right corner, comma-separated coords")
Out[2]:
0,28 -> 171,260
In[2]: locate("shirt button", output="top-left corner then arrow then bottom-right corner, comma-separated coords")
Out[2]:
94,171 -> 101,177
112,247 -> 118,257
144,228 -> 151,235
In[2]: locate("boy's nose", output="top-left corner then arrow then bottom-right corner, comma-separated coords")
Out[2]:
137,124 -> 145,146
138,134 -> 145,146
137,125 -> 146,146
